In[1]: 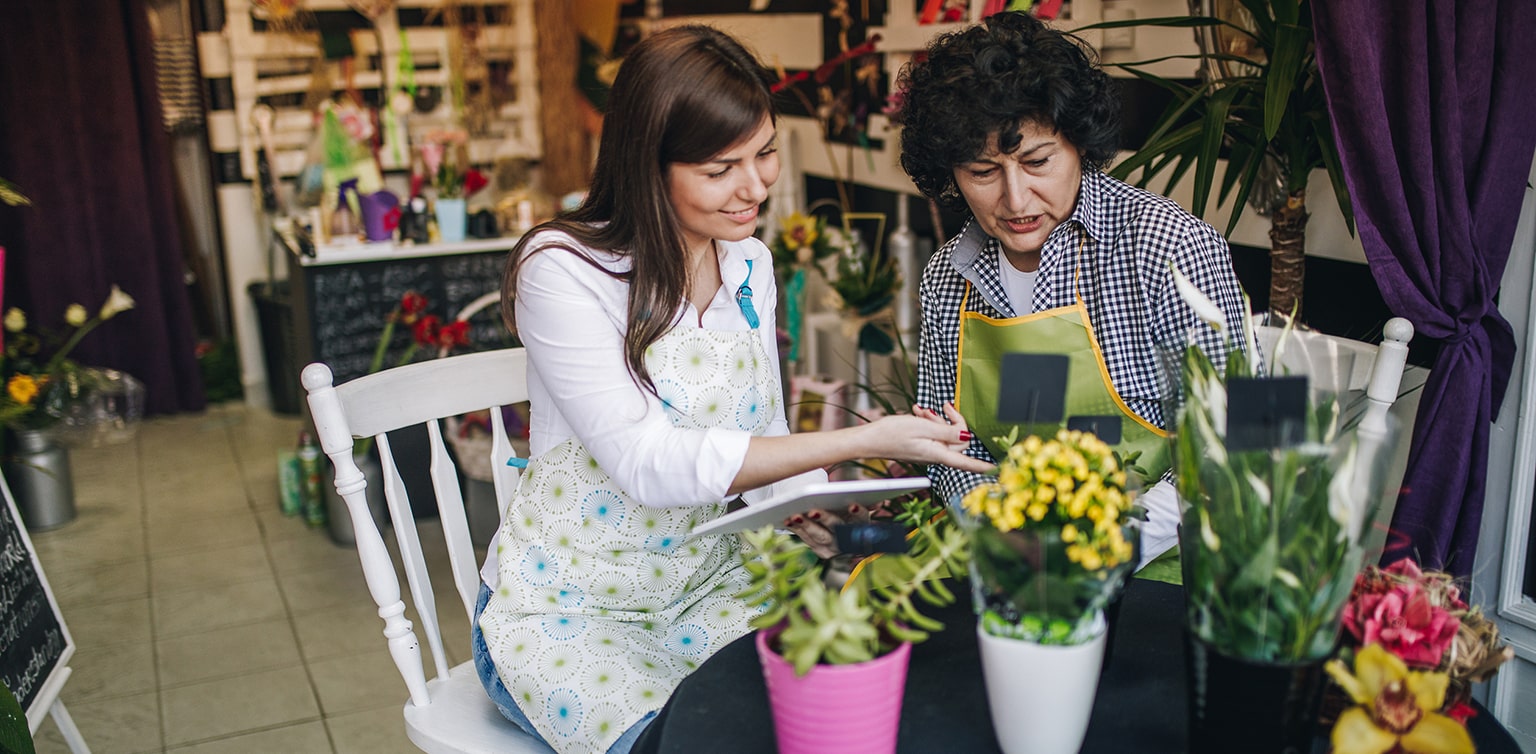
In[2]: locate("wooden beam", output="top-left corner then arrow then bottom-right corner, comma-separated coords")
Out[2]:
535,0 -> 589,195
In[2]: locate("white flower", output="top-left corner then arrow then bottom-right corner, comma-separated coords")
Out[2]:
3,308 -> 25,332
1328,441 -> 1363,543
64,304 -> 88,327
98,285 -> 135,320
1171,264 -> 1227,335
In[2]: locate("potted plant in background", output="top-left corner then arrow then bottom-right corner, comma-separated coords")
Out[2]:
1,286 -> 136,530
1085,0 -> 1354,320
955,428 -> 1140,754
1163,267 -> 1400,753
735,496 -> 968,754
419,128 -> 473,242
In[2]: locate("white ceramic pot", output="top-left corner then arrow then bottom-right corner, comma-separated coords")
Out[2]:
976,611 -> 1107,754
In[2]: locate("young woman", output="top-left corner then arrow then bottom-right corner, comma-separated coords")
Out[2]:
473,26 -> 990,754
895,12 -> 1250,577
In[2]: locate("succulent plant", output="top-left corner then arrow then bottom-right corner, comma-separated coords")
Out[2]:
736,495 -> 971,675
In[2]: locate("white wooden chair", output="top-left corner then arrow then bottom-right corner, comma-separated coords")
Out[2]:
1253,316 -> 1415,434
302,349 -> 553,754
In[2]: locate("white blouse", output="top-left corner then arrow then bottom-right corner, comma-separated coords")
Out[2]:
513,230 -> 817,507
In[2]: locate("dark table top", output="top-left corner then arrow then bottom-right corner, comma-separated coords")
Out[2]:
635,578 -> 1520,754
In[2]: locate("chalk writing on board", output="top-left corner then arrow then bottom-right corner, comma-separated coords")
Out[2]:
0,490 -> 69,713
303,251 -> 511,383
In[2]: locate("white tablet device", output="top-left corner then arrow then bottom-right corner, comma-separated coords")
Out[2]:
687,477 -> 932,539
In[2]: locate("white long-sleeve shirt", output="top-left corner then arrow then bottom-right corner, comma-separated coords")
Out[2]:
482,231 -> 823,586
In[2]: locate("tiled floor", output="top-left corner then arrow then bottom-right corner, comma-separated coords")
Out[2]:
26,402 -> 470,754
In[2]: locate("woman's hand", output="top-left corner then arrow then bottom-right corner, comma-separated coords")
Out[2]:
784,402 -> 992,557
857,402 -> 993,474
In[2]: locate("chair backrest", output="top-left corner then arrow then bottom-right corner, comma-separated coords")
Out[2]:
1253,316 -> 1414,434
302,348 -> 528,707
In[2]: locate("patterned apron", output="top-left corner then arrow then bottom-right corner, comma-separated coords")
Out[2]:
478,309 -> 777,753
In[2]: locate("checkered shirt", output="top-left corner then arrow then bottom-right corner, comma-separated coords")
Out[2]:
917,169 -> 1250,504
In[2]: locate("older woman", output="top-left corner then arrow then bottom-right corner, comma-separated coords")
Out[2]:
896,11 -> 1249,574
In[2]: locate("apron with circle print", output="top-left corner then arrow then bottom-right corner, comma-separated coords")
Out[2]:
477,323 -> 778,754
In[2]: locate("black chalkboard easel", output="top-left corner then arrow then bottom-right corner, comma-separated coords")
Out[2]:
0,473 -> 87,750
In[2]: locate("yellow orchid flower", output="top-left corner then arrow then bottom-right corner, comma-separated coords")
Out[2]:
1326,644 -> 1474,754
777,212 -> 819,252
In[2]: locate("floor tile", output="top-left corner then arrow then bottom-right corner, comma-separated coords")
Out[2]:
149,543 -> 271,593
277,564 -> 373,614
31,690 -> 161,754
156,618 -> 302,687
326,705 -> 418,754
160,665 -> 319,746
48,558 -> 150,610
162,718 -> 330,754
163,720 -> 331,753
152,577 -> 287,638
146,510 -> 262,557
266,531 -> 365,575
292,601 -> 386,662
63,596 -> 152,650
63,641 -> 157,702
308,649 -> 410,716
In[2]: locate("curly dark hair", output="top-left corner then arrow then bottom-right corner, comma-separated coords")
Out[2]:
896,12 -> 1120,211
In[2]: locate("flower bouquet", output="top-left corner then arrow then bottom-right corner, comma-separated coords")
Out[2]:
1163,266 -> 1403,753
956,428 -> 1139,754
828,232 -> 901,357
2,286 -> 136,529
1321,558 -> 1513,752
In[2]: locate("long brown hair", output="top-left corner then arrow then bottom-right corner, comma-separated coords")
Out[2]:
501,25 -> 776,392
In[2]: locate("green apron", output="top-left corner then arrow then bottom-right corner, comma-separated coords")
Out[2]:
850,252 -> 1181,590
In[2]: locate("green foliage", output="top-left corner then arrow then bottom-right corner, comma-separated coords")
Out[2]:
0,682 -> 33,754
1170,304 -> 1381,662
736,501 -> 970,676
1080,2 -> 1354,238
0,177 -> 29,207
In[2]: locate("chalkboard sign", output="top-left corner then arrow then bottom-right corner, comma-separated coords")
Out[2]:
0,474 -> 74,727
298,250 -> 515,384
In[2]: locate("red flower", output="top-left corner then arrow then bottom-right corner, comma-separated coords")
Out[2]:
412,314 -> 442,346
1349,583 -> 1460,668
1445,702 -> 1477,725
463,169 -> 489,197
398,291 -> 429,325
435,320 -> 470,351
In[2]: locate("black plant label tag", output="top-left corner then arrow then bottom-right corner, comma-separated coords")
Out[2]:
1225,376 -> 1309,451
1067,415 -> 1123,445
997,353 -> 1069,425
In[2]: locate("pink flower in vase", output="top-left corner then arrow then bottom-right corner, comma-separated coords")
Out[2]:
419,142 -> 445,178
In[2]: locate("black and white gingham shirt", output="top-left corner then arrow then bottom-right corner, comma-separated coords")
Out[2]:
917,170 -> 1250,504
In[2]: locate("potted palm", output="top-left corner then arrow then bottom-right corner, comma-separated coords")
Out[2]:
735,497 -> 968,754
1085,0 -> 1353,320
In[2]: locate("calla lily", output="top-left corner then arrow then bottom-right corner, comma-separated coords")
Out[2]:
64,304 -> 88,327
98,285 -> 136,320
1171,264 -> 1227,335
3,307 -> 25,332
1326,644 -> 1474,754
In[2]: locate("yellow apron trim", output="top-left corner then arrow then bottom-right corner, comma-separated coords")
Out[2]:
1078,306 -> 1168,438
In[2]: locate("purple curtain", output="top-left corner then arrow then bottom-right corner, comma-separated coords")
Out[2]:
0,0 -> 205,416
1312,1 -> 1536,577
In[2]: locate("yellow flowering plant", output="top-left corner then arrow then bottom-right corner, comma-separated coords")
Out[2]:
958,428 -> 1140,645
1,286 -> 136,433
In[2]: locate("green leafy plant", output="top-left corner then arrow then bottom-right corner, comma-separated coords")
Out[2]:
1167,265 -> 1394,661
0,681 -> 34,754
2,287 -> 136,433
736,495 -> 969,675
1083,0 -> 1352,320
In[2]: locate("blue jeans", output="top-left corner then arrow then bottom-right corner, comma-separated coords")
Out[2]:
472,583 -> 655,754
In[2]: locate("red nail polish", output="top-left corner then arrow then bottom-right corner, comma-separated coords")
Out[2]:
808,511 -> 821,520
960,430 -> 974,442
789,516 -> 803,525
849,504 -> 862,513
